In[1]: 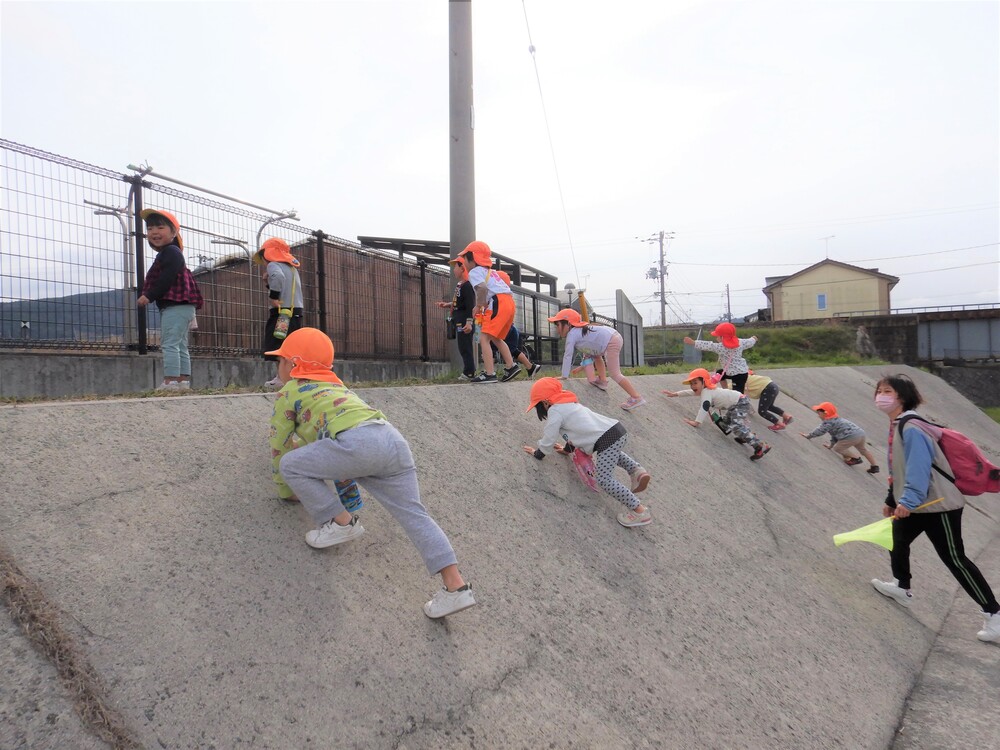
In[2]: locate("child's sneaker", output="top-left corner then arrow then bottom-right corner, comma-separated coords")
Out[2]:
750,444 -> 771,461
621,396 -> 646,412
845,457 -> 864,466
782,414 -> 793,425
306,516 -> 365,549
528,363 -> 542,377
976,611 -> 1000,642
866,465 -> 881,474
733,436 -> 749,445
264,376 -> 283,389
767,423 -> 785,431
500,364 -> 522,382
457,372 -> 474,381
617,507 -> 652,527
469,371 -> 498,384
630,468 -> 651,493
871,578 -> 913,608
591,379 -> 609,391
423,584 -> 477,619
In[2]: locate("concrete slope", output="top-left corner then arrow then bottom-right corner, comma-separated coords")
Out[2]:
2,366 -> 998,749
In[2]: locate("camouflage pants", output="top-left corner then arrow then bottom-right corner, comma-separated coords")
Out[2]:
720,396 -> 762,450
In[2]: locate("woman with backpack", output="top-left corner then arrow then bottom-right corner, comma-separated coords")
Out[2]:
869,373 -> 1000,643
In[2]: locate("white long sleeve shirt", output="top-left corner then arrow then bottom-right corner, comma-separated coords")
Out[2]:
536,402 -> 619,455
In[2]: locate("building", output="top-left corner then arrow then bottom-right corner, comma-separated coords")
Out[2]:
762,259 -> 899,321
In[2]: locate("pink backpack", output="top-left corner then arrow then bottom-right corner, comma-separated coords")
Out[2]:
898,415 -> 1000,496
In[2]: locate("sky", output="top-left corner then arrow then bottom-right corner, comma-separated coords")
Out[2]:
2,0 -> 998,324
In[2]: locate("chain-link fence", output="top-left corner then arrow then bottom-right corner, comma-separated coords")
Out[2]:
1,139 -> 568,363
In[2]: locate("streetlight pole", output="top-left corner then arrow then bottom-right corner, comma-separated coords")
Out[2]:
820,235 -> 835,259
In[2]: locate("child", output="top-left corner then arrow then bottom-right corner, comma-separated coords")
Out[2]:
663,367 -> 771,460
254,237 -> 304,388
522,377 -> 652,527
549,308 -> 645,412
440,257 -> 477,380
267,327 -> 476,619
456,241 -> 520,384
136,209 -> 203,391
717,369 -> 792,431
684,322 -> 756,393
800,401 -> 879,473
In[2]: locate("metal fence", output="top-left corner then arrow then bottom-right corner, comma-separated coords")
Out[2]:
0,139 -> 564,363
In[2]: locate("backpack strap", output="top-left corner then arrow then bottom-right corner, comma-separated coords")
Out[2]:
896,414 -> 956,485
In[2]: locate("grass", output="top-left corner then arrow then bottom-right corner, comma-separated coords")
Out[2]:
984,407 -> 1000,424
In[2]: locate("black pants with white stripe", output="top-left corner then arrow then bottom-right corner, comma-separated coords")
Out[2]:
890,508 -> 1000,614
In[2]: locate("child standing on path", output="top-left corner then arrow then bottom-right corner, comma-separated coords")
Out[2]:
136,209 -> 203,391
800,401 -> 879,473
456,241 -> 521,384
717,370 -> 792,431
255,237 -> 304,388
684,322 -> 756,393
550,308 -> 645,412
267,327 -> 477,619
663,368 -> 771,460
522,378 -> 652,527
870,374 -> 1000,643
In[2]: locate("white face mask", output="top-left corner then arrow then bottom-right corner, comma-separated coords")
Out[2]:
874,393 -> 899,414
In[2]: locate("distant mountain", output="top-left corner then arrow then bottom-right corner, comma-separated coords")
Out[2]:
0,288 -> 159,343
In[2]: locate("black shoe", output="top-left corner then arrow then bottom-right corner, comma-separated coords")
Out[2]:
500,365 -> 522,382
750,444 -> 771,461
733,436 -> 749,445
469,372 -> 498,384
845,457 -> 863,466
528,363 -> 542,377
867,465 -> 881,474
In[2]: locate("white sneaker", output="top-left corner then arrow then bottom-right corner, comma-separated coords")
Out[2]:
264,376 -> 283,389
977,611 -> 1000,642
306,516 -> 365,549
630,467 -> 651,493
621,396 -> 646,412
423,584 -> 477,619
617,507 -> 652,527
176,380 -> 191,390
155,381 -> 182,391
871,578 -> 913,608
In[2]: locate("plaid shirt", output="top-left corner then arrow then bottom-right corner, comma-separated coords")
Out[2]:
142,244 -> 204,309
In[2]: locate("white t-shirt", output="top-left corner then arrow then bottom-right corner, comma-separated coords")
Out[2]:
468,267 -> 511,302
561,325 -> 617,377
536,402 -> 619,455
676,387 -> 745,424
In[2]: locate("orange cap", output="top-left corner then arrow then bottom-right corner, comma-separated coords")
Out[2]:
254,237 -> 300,267
710,322 -> 739,349
265,328 -> 342,385
460,240 -> 493,268
525,377 -> 579,412
140,208 -> 183,250
547,308 -> 586,327
681,367 -> 716,388
812,401 -> 838,418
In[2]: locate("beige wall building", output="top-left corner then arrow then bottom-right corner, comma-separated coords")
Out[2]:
763,260 -> 899,321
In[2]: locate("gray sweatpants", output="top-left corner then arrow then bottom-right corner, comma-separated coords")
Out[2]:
279,422 -> 458,575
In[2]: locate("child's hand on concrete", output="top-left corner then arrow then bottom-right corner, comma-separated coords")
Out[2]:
662,390 -> 679,397
684,418 -> 699,427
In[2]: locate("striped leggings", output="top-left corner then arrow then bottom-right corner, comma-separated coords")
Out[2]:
890,508 -> 1000,614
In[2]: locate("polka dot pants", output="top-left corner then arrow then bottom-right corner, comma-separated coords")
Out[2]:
594,434 -> 642,510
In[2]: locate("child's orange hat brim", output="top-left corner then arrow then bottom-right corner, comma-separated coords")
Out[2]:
265,328 -> 342,384
461,240 -> 493,267
812,401 -> 838,418
255,237 -> 300,267
140,208 -> 184,250
547,308 -> 586,327
681,367 -> 716,388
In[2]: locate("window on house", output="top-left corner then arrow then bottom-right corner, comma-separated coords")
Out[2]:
817,293 -> 827,311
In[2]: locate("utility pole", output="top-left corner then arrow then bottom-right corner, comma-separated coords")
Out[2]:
657,230 -> 666,327
726,283 -> 732,322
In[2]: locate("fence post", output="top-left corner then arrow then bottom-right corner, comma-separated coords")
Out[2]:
314,230 -> 327,333
418,259 -> 429,362
126,174 -> 147,355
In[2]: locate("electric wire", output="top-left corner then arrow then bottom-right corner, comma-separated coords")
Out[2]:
521,0 -> 580,290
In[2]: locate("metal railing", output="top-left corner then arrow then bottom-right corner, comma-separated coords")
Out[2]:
1,139 -> 565,363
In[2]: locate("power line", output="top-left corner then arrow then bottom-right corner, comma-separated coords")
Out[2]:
521,1 -> 580,289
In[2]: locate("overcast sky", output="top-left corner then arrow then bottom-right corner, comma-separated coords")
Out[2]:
2,0 -> 998,323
